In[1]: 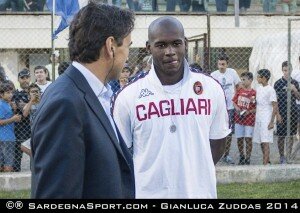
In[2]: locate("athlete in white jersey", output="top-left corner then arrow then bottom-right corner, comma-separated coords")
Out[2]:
112,17 -> 230,198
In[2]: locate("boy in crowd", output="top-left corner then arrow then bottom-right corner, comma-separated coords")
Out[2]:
0,81 -> 22,172
21,83 -> 42,157
253,69 -> 280,165
110,64 -> 132,94
274,61 -> 300,164
232,72 -> 256,165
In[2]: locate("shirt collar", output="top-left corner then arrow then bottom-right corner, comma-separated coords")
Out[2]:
72,61 -> 113,98
149,58 -> 190,87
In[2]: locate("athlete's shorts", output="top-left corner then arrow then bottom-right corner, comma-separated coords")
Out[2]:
235,123 -> 254,138
253,122 -> 274,144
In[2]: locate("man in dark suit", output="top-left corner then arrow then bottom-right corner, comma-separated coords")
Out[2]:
31,2 -> 135,198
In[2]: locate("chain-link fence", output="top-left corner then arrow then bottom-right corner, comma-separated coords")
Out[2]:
1,10 -> 300,172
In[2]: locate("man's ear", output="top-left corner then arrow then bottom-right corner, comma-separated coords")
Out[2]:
105,36 -> 115,58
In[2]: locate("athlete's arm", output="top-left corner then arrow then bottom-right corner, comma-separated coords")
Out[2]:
210,138 -> 226,165
209,80 -> 231,164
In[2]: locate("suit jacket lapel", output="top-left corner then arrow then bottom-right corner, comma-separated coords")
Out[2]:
65,66 -> 128,162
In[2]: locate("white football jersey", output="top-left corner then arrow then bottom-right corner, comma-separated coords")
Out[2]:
112,60 -> 231,198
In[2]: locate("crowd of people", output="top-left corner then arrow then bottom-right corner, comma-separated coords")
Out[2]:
0,0 -> 298,13
211,56 -> 300,166
0,60 -> 69,172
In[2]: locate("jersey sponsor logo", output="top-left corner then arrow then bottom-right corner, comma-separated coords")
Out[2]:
138,88 -> 154,99
136,98 -> 211,121
193,81 -> 203,95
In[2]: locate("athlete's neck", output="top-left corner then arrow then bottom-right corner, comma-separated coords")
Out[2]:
155,69 -> 184,85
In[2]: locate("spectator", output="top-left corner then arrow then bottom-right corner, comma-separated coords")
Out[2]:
281,0 -> 297,14
45,50 -> 60,81
11,69 -> 31,172
239,0 -> 251,12
192,0 -> 207,11
58,61 -> 70,76
7,0 -> 25,11
24,0 -> 45,11
0,80 -> 22,172
253,69 -> 280,165
216,0 -> 228,12
232,72 -> 256,165
274,61 -> 300,164
20,83 -> 41,158
211,54 -> 241,164
109,64 -> 132,94
0,0 -> 8,11
132,55 -> 152,78
166,0 -> 192,11
34,65 -> 52,94
23,83 -> 41,126
263,0 -> 277,13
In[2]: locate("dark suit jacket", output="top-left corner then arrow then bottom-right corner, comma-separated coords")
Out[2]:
31,65 -> 135,198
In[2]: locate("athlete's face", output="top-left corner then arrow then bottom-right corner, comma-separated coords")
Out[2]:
147,25 -> 186,83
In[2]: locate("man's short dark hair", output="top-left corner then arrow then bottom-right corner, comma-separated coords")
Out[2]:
34,65 -> 48,73
0,80 -> 14,94
282,61 -> 288,69
69,1 -> 135,63
241,71 -> 253,80
217,54 -> 229,63
257,69 -> 271,81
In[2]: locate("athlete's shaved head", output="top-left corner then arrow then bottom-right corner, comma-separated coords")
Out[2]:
146,17 -> 187,85
148,17 -> 185,43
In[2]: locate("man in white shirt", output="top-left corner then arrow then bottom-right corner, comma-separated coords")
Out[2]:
33,66 -> 52,94
211,55 -> 241,164
113,17 -> 230,198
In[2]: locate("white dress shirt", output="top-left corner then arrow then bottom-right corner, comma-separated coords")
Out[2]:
72,61 -> 119,141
